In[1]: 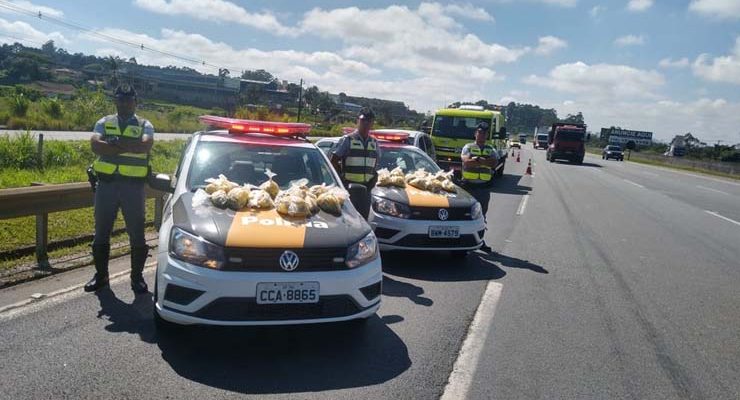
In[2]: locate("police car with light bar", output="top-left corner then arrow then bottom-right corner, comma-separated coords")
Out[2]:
317,131 -> 486,257
148,116 -> 382,329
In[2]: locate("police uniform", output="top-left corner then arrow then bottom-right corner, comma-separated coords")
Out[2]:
85,87 -> 153,293
461,140 -> 496,251
332,131 -> 380,186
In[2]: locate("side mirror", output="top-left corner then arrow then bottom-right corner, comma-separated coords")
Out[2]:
149,173 -> 175,194
499,127 -> 507,136
347,183 -> 370,219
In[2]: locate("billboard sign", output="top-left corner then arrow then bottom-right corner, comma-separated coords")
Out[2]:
602,127 -> 653,146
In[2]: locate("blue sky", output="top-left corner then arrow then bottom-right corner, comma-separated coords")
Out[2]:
1,0 -> 740,143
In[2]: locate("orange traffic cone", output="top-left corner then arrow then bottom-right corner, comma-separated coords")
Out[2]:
526,159 -> 532,175
516,153 -> 520,163
511,149 -> 515,157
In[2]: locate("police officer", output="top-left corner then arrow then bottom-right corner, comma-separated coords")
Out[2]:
330,107 -> 381,217
84,84 -> 154,293
460,122 -> 497,253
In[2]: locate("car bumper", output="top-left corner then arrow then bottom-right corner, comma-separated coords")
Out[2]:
368,209 -> 486,251
155,254 -> 382,326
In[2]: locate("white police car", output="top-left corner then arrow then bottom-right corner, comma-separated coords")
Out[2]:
149,116 -> 381,329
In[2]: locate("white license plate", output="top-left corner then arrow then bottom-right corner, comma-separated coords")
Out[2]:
256,282 -> 319,304
429,226 -> 460,239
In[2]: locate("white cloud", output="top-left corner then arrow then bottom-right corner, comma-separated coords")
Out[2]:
689,0 -> 740,19
535,36 -> 567,55
299,4 -> 529,78
132,0 -> 297,36
658,57 -> 690,68
693,37 -> 740,84
0,17 -> 68,45
524,61 -> 665,99
0,0 -> 64,18
627,0 -> 653,12
441,3 -> 495,22
539,0 -> 578,6
590,5 -> 606,17
614,34 -> 646,46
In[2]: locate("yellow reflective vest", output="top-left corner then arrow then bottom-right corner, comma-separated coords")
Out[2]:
92,115 -> 150,178
462,144 -> 494,182
343,134 -> 378,184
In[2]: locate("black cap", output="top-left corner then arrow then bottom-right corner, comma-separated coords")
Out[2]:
358,107 -> 375,121
476,122 -> 489,131
114,84 -> 137,100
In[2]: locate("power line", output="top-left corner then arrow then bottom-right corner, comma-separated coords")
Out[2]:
0,0 -> 241,73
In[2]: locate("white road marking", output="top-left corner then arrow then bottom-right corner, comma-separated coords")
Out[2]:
0,262 -> 156,320
697,185 -> 730,196
441,281 -> 504,400
516,194 -> 530,216
704,211 -> 740,227
623,179 -> 645,189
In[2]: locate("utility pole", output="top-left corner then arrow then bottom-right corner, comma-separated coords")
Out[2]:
297,78 -> 304,122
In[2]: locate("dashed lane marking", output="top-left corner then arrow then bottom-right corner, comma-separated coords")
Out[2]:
704,211 -> 740,227
516,194 -> 530,216
440,281 -> 504,400
697,185 -> 730,196
623,179 -> 645,189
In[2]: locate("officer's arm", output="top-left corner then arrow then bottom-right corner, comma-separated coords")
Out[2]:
116,134 -> 153,154
482,155 -> 498,168
330,153 -> 342,173
461,153 -> 481,168
90,133 -> 123,156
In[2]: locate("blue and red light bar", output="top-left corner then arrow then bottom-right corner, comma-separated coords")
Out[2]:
199,115 -> 312,136
369,130 -> 409,142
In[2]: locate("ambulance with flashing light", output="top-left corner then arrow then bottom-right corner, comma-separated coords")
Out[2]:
430,105 -> 507,178
148,116 -> 382,330
317,131 -> 486,258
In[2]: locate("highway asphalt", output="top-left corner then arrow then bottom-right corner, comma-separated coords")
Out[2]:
1,148 -> 738,399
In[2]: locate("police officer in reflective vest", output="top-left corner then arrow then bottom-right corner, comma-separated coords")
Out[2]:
84,85 -> 154,293
461,122 -> 498,253
330,107 -> 381,216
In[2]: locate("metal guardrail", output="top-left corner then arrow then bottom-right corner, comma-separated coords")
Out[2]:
0,182 -> 166,270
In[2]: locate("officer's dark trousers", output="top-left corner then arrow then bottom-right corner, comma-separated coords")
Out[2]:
466,184 -> 491,222
92,179 -> 147,248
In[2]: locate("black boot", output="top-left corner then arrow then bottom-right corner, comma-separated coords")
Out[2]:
84,244 -> 110,292
130,246 -> 149,294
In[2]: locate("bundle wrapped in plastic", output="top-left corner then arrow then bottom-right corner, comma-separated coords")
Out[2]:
247,189 -> 274,209
259,169 -> 280,199
276,193 -> 311,218
317,192 -> 343,216
377,167 -> 406,188
426,178 -> 443,193
441,179 -> 457,193
407,175 -> 430,191
226,186 -> 250,210
210,189 -> 229,208
305,193 -> 320,215
205,174 -> 239,194
308,183 -> 329,198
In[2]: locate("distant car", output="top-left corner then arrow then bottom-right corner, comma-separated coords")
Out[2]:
534,134 -> 548,149
602,145 -> 624,161
317,129 -> 436,161
518,134 -> 527,144
508,138 -> 521,149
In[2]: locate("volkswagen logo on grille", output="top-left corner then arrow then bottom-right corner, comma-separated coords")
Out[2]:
438,208 -> 449,221
279,250 -> 300,271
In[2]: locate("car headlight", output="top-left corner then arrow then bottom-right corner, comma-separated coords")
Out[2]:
169,227 -> 225,269
346,232 -> 378,269
471,202 -> 482,220
372,196 -> 411,219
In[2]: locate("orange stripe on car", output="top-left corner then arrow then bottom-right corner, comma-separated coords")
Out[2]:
404,187 -> 450,208
225,209 -> 307,248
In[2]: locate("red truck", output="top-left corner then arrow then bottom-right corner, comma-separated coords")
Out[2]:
546,123 -> 588,164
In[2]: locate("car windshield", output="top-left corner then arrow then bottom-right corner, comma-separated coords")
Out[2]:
316,141 -> 335,155
187,141 -> 337,189
377,145 -> 440,173
555,130 -> 584,141
607,145 -> 621,151
432,116 -> 491,139
537,135 -> 548,140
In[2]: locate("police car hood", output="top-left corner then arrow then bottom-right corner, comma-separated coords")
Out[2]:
172,192 -> 371,249
372,184 -> 477,209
